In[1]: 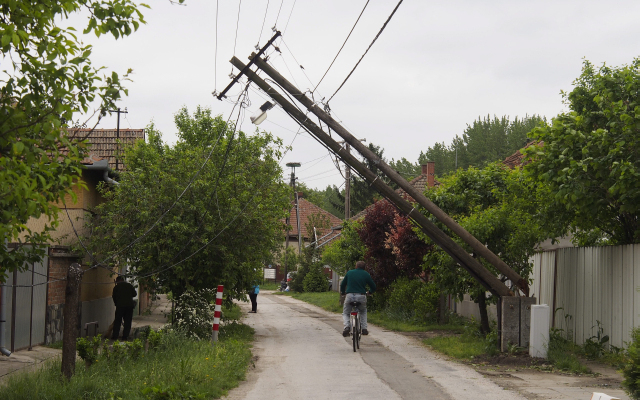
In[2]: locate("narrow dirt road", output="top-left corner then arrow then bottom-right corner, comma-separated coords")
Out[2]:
224,292 -> 525,400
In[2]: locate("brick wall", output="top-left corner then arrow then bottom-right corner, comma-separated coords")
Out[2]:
47,250 -> 79,306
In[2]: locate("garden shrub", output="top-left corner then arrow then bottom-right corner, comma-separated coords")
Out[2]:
622,328 -> 640,399
303,263 -> 328,292
386,277 -> 439,323
174,288 -> 217,340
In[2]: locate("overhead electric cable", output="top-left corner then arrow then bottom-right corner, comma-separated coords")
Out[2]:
282,0 -> 296,35
256,0 -> 271,48
327,0 -> 404,103
274,0 -> 284,27
215,0 -> 219,91
313,0 -> 370,93
233,0 -> 242,57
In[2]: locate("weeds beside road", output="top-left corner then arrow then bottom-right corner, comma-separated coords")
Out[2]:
0,306 -> 254,400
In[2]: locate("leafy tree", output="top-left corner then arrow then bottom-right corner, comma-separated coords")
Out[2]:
321,220 -> 365,276
86,107 -> 290,298
421,163 -> 558,333
302,263 -> 329,292
329,143 -> 389,216
417,115 -> 546,178
357,200 -> 430,291
524,58 -> 640,245
389,157 -> 420,181
0,0 -> 147,276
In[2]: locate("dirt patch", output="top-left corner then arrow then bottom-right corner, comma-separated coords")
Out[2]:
395,330 -> 460,340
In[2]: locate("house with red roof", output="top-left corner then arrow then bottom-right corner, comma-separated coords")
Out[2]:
3,129 -> 145,351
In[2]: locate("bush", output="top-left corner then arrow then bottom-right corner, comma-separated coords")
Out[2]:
174,289 -> 217,340
303,263 -> 328,292
386,277 -> 439,323
622,328 -> 640,399
288,263 -> 309,293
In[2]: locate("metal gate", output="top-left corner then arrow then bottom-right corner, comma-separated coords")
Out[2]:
1,256 -> 48,351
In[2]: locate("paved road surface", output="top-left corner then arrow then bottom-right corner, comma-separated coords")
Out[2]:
225,292 -> 524,400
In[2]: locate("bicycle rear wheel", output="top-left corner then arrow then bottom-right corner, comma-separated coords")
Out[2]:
351,315 -> 357,352
355,315 -> 360,349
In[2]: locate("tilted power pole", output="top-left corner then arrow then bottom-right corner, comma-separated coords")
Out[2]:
249,55 -> 529,296
229,55 -> 512,297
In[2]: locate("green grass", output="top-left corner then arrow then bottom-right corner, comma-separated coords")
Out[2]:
260,282 -> 280,290
423,334 -> 488,359
44,340 -> 63,350
0,327 -> 254,399
282,291 -> 343,313
367,310 -> 465,333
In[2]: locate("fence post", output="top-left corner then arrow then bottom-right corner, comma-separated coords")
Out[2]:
211,285 -> 223,343
61,263 -> 83,380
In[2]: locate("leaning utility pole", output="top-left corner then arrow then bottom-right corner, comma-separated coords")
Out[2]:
249,54 -> 529,296
344,143 -> 350,220
229,55 -> 510,297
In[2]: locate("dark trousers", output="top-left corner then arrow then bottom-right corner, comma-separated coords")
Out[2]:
249,293 -> 258,312
112,306 -> 134,340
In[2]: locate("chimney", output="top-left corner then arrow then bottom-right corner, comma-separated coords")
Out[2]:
297,192 -> 304,198
421,162 -> 435,187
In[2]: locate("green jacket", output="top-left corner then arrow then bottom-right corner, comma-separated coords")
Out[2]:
112,281 -> 137,308
340,268 -> 376,295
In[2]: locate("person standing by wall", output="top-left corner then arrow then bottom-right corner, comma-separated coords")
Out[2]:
248,284 -> 259,313
111,276 -> 137,340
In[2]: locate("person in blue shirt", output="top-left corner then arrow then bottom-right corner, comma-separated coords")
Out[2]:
340,261 -> 376,337
249,284 -> 259,313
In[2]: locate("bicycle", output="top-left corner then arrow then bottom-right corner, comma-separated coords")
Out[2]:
348,300 -> 362,352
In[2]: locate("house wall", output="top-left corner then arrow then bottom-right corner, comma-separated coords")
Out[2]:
46,247 -> 81,344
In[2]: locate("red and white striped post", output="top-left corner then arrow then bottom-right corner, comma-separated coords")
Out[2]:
211,285 -> 224,343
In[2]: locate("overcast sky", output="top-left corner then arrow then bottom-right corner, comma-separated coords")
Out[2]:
73,0 -> 640,190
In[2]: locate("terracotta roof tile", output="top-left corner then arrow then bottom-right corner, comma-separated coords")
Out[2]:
282,196 -> 343,242
68,128 -> 145,171
502,141 -> 541,169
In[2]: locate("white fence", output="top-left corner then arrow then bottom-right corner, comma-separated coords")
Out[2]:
530,244 -> 640,348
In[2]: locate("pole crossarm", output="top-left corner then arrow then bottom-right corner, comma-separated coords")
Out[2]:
250,55 -> 528,297
216,31 -> 281,100
230,56 -> 512,298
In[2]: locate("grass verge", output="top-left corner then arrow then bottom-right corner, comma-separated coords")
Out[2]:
281,291 -> 343,313
0,325 -> 254,399
423,334 -> 488,359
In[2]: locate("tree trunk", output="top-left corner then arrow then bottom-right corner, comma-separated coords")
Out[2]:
438,293 -> 448,324
477,295 -> 490,335
61,263 -> 83,380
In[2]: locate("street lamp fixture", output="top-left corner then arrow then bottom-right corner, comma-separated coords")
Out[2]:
250,101 -> 275,125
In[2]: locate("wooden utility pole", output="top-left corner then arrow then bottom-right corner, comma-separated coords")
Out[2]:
344,143 -> 350,220
249,55 -> 528,296
110,107 -> 128,171
230,56 -> 511,297
61,263 -> 83,380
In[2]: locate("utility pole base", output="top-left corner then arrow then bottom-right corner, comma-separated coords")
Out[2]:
500,296 -> 536,352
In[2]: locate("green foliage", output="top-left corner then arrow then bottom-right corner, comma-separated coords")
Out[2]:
173,289 -> 217,341
418,115 -> 547,178
421,163 -> 559,329
547,328 -> 591,374
524,58 -> 640,245
282,291 -> 343,313
76,336 -> 102,365
622,328 -> 640,399
386,277 -> 439,323
86,107 -> 290,297
0,328 -> 253,400
0,0 -> 147,276
321,220 -> 365,276
302,263 -> 329,292
583,320 -> 610,360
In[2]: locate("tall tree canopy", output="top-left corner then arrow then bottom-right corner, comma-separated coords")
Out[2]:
421,163 -> 559,333
0,0 -> 147,275
417,115 -> 546,177
87,107 -> 290,298
525,58 -> 640,245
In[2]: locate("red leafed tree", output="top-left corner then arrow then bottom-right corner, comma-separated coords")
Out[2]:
357,200 -> 431,289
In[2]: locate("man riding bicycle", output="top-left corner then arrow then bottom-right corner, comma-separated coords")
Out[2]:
340,261 -> 376,337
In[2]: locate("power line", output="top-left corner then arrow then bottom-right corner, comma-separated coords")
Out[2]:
282,0 -> 297,35
214,0 -> 219,91
256,0 -> 271,49
274,0 -> 284,28
313,0 -> 370,93
327,0 -> 404,104
233,0 -> 242,57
